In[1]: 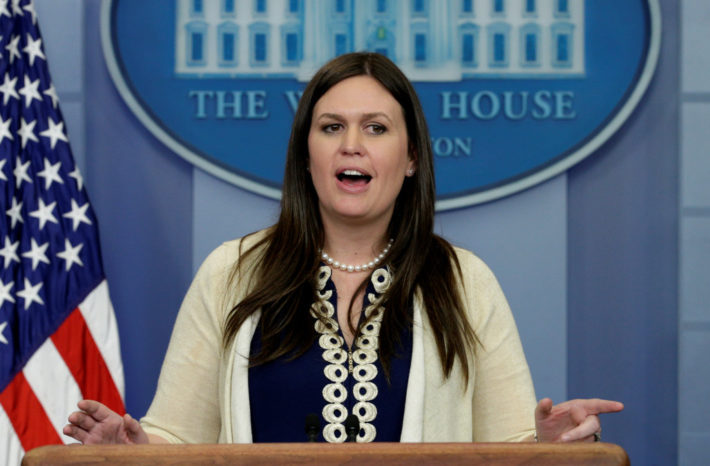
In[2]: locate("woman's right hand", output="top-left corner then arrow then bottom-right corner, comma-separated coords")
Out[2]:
63,400 -> 149,445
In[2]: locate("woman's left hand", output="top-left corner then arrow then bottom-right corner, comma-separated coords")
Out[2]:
534,398 -> 624,442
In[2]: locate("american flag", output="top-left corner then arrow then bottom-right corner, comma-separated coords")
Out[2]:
0,1 -> 125,463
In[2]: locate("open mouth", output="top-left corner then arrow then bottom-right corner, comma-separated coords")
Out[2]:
336,169 -> 372,184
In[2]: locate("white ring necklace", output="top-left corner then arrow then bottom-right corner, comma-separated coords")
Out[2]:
321,238 -> 394,273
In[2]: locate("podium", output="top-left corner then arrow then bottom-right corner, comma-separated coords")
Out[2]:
22,442 -> 629,465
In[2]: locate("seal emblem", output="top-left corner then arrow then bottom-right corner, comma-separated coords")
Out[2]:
102,0 -> 660,209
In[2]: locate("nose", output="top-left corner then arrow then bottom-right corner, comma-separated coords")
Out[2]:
340,126 -> 363,156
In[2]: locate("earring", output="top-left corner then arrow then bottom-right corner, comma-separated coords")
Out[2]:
407,168 -> 415,176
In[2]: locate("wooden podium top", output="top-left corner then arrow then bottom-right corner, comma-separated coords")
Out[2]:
23,442 -> 629,465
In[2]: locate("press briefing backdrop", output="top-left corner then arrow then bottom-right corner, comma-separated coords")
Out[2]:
30,0 -> 687,464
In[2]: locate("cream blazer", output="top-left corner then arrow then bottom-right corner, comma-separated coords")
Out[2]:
141,232 -> 537,443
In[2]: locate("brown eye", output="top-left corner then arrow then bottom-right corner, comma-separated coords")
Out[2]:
368,124 -> 386,135
323,123 -> 341,133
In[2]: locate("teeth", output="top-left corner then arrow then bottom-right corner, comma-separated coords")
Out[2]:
342,169 -> 365,176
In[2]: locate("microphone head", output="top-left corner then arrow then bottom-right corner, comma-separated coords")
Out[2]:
305,413 -> 320,437
344,414 -> 360,439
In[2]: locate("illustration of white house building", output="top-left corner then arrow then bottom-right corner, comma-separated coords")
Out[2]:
174,0 -> 585,81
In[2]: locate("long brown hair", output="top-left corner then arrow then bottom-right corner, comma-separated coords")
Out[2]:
223,52 -> 476,381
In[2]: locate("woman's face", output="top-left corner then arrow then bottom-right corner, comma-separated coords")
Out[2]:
307,75 -> 415,229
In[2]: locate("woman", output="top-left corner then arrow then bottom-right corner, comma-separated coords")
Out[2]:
65,52 -> 621,445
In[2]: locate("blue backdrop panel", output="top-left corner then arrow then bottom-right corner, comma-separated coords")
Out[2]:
567,1 -> 678,463
85,0 -> 195,414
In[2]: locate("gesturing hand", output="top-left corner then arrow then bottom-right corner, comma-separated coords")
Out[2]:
63,400 -> 149,445
534,398 -> 624,442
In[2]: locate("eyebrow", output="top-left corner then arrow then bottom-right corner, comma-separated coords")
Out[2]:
315,112 -> 393,123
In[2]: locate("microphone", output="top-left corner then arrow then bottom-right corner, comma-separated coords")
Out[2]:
304,413 -> 320,442
344,414 -> 359,442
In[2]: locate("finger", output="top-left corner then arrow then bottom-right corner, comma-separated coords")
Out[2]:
77,400 -> 114,422
570,403 -> 591,425
124,414 -> 140,435
62,424 -> 90,444
76,399 -> 100,412
124,414 -> 149,444
560,414 -> 601,442
534,398 -> 554,421
579,398 -> 624,415
67,411 -> 97,431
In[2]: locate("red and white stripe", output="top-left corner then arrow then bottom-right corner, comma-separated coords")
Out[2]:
0,281 -> 124,465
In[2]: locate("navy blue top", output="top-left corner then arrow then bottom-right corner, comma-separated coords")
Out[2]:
248,266 -> 412,442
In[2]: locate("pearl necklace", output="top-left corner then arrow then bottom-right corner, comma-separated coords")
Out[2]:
321,238 -> 394,273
